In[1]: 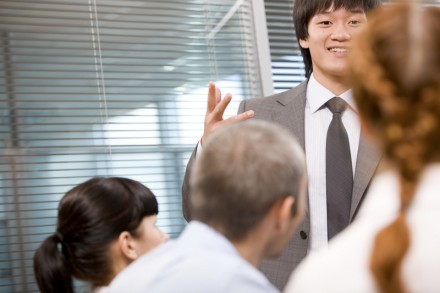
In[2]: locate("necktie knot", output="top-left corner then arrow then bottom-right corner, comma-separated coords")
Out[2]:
326,97 -> 347,114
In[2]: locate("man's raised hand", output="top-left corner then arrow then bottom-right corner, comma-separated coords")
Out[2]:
201,82 -> 254,145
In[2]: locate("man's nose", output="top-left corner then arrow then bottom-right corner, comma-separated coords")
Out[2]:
330,24 -> 351,41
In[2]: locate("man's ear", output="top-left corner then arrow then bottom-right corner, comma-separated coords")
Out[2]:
118,231 -> 138,261
274,196 -> 295,232
299,38 -> 309,49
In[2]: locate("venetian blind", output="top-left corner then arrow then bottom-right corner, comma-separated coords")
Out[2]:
0,0 -> 263,292
264,0 -> 305,93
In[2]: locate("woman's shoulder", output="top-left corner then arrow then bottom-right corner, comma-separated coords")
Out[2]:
93,286 -> 109,293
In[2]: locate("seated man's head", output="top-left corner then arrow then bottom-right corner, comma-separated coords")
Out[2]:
190,120 -> 307,259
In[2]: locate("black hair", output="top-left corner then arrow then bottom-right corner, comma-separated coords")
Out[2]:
33,177 -> 158,292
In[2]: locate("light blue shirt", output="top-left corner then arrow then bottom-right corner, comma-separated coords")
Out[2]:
109,221 -> 280,293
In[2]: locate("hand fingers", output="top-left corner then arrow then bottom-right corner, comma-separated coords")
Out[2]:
206,82 -> 217,113
212,93 -> 232,120
224,110 -> 255,124
215,86 -> 221,105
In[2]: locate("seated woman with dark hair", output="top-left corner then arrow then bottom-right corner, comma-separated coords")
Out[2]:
33,177 -> 168,293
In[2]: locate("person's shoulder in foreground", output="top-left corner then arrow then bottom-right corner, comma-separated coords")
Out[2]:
285,165 -> 440,293
284,170 -> 400,293
110,221 -> 279,293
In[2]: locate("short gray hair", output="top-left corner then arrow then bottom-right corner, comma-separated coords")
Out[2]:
190,119 -> 306,241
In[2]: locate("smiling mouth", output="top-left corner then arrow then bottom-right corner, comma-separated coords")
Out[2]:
329,48 -> 349,53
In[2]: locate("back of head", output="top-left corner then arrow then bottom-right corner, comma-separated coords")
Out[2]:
349,3 -> 440,293
293,0 -> 382,78
33,177 -> 158,293
190,120 -> 306,242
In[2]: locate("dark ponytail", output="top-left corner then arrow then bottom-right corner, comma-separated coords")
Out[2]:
33,177 -> 159,290
33,234 -> 73,293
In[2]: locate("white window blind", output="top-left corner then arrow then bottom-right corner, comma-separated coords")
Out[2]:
0,0 -> 263,292
264,0 -> 305,93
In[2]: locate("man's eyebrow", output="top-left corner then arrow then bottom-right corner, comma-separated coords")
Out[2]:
349,8 -> 366,14
318,11 -> 331,15
318,8 -> 365,15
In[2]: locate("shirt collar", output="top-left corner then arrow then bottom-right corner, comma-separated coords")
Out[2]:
179,221 -> 240,256
306,73 -> 357,114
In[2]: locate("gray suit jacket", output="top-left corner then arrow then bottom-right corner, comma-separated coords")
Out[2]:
181,80 -> 381,290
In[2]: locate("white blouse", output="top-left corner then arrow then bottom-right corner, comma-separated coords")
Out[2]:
285,164 -> 440,293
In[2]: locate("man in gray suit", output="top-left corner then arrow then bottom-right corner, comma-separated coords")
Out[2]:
182,0 -> 382,290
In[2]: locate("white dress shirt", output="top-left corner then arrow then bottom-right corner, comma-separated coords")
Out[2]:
305,74 -> 360,251
109,221 -> 279,293
285,164 -> 440,293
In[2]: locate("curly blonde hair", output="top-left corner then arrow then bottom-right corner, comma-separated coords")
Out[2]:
349,3 -> 440,293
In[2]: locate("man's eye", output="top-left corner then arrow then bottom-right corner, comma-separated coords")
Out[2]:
319,21 -> 332,25
349,20 -> 361,25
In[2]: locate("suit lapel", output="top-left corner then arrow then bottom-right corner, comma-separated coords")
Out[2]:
350,131 -> 381,220
271,82 -> 307,150
271,81 -> 308,215
261,81 -> 380,225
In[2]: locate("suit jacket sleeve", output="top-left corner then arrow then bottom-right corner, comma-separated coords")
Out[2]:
181,145 -> 197,221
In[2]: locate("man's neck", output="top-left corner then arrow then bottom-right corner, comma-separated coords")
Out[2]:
312,71 -> 350,96
211,224 -> 265,267
233,239 -> 264,268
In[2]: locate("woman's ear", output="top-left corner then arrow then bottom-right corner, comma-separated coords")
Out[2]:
118,231 -> 138,261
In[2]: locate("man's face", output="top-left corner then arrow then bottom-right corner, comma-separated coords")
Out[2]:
299,7 -> 367,81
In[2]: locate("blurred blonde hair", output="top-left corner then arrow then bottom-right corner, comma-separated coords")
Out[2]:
349,2 -> 440,293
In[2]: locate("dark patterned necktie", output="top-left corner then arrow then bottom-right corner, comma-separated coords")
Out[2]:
326,97 -> 353,240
